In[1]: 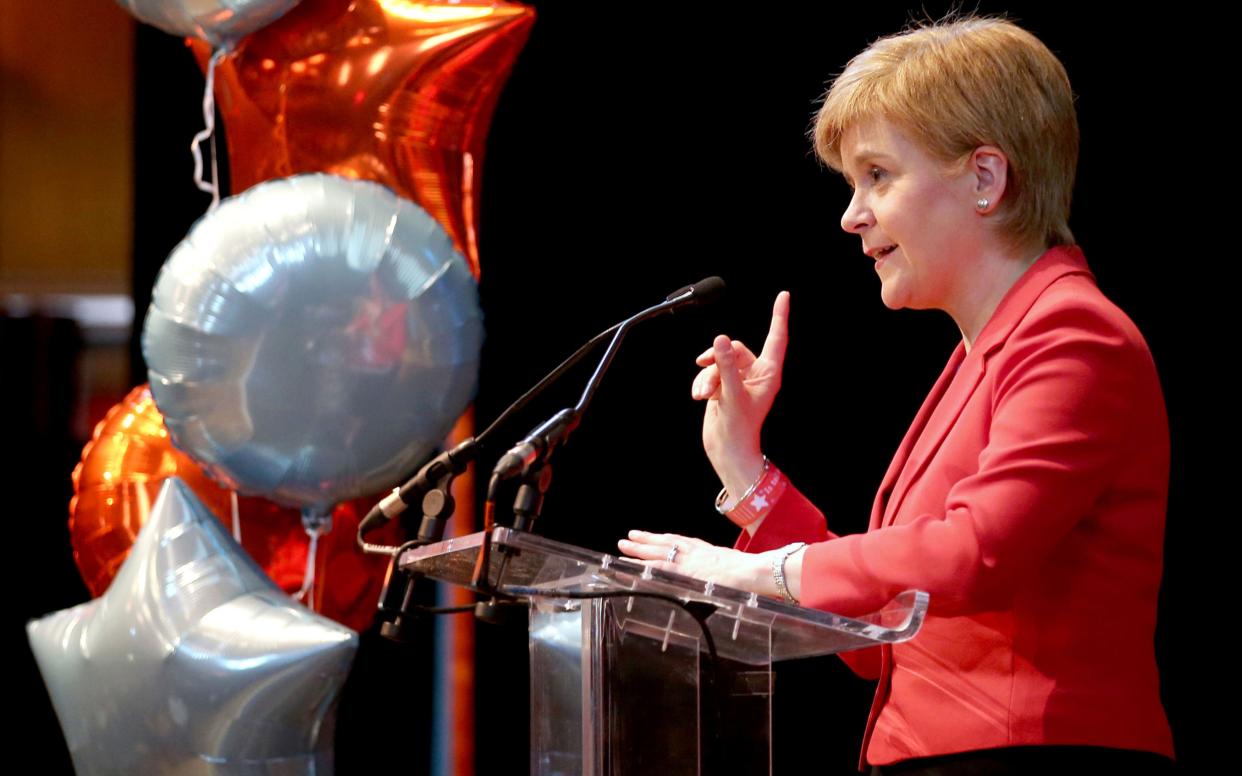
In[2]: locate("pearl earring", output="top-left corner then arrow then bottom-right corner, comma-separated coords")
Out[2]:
976,197 -> 990,211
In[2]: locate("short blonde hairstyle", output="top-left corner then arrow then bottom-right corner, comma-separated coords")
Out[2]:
813,16 -> 1078,248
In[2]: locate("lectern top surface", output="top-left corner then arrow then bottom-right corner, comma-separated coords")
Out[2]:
399,528 -> 927,663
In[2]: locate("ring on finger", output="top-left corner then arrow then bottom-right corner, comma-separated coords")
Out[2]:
665,545 -> 681,563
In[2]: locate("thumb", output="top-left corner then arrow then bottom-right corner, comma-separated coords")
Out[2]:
713,335 -> 744,399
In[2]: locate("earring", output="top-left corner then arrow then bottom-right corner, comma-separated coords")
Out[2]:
976,197 -> 990,211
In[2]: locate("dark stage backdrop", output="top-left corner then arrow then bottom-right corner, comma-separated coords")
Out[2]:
20,2 -> 1213,775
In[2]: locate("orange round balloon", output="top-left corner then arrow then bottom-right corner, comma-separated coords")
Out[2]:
70,385 -> 400,632
192,0 -> 536,277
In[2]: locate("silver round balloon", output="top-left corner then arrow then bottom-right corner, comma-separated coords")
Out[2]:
143,173 -> 483,511
116,0 -> 301,47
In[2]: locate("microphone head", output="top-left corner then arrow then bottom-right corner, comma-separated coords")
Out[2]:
665,276 -> 726,306
690,276 -> 725,306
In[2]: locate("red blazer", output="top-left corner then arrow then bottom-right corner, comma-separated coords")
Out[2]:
736,246 -> 1173,766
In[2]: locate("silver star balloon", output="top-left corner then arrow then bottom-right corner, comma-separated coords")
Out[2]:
28,478 -> 358,775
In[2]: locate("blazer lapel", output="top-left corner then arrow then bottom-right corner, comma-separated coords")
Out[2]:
873,245 -> 1096,529
881,345 -> 980,527
869,343 -> 966,530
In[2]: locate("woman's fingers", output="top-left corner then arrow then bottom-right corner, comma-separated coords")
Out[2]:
617,531 -> 716,570
625,531 -> 712,548
696,339 -> 754,368
692,365 -> 720,400
618,531 -> 688,562
624,529 -> 678,547
618,532 -> 763,591
713,335 -> 745,399
617,538 -> 675,561
692,343 -> 753,398
759,291 -> 790,367
730,340 -> 757,372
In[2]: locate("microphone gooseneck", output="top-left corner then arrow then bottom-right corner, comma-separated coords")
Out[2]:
490,277 -> 726,482
360,277 -> 726,547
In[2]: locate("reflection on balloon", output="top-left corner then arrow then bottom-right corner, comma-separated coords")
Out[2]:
192,0 -> 536,276
116,0 -> 302,47
31,479 -> 357,775
143,173 -> 483,512
71,384 -> 402,633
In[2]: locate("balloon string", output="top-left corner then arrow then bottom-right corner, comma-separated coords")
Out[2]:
298,531 -> 319,610
296,511 -> 332,611
230,491 -> 241,543
191,49 -> 226,210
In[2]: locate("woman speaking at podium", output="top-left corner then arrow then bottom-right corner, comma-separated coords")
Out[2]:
618,15 -> 1175,774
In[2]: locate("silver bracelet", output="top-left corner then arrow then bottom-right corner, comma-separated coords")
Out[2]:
772,542 -> 806,605
714,456 -> 769,515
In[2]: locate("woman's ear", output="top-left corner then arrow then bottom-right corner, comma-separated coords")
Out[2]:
970,145 -> 1009,214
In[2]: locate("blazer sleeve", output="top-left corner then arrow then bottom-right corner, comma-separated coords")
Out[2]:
731,477 -> 883,680
733,481 -> 832,553
796,295 -> 1147,619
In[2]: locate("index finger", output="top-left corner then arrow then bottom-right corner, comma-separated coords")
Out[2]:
759,291 -> 790,365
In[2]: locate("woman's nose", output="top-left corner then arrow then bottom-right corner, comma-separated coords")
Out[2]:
840,189 -> 872,234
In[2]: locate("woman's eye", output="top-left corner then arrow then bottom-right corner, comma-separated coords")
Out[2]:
868,167 -> 886,183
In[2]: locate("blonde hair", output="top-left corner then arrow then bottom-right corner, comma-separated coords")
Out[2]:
813,16 -> 1078,248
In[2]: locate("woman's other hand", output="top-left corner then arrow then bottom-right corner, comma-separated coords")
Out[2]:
692,291 -> 790,500
617,530 -> 772,594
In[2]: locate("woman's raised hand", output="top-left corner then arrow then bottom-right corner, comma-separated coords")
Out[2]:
692,291 -> 790,497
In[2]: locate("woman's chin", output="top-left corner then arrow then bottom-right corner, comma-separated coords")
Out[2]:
878,287 -> 906,310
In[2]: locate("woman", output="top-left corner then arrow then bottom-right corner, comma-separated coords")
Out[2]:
618,16 -> 1175,774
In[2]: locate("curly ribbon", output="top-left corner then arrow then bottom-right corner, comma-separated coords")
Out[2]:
190,48 -> 227,209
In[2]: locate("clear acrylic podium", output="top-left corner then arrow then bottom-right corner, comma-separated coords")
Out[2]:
399,528 -> 927,775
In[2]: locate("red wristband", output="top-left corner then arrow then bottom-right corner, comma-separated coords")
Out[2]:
715,460 -> 787,527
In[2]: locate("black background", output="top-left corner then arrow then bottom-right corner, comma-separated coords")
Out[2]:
13,1 -> 1219,773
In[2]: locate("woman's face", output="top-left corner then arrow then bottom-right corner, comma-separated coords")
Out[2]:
838,118 -> 981,314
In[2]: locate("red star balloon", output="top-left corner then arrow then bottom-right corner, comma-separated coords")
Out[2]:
193,0 -> 535,276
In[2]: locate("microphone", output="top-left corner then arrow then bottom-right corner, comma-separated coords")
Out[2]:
357,438 -> 477,540
491,276 -> 726,481
491,408 -> 579,482
665,276 -> 725,307
359,277 -> 725,539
